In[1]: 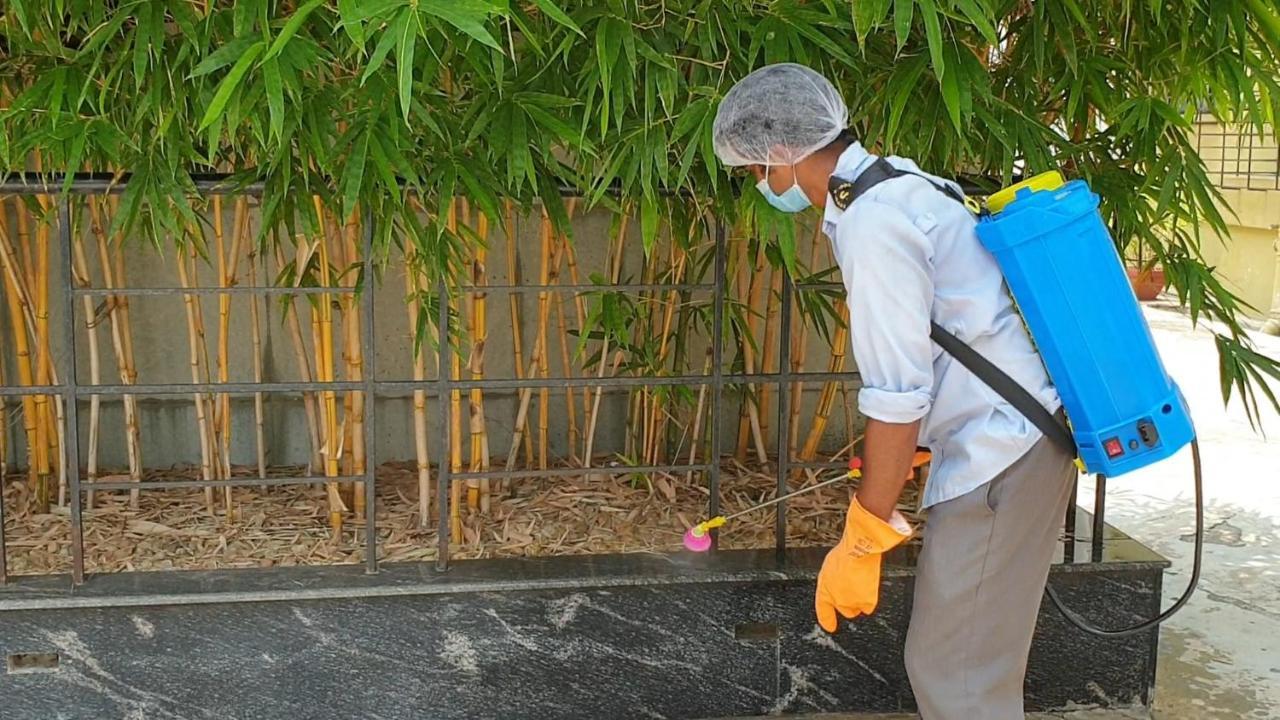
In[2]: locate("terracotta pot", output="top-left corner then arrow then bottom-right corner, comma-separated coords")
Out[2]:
1127,267 -> 1165,301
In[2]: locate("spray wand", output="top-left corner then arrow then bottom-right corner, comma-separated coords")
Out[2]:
682,457 -> 864,552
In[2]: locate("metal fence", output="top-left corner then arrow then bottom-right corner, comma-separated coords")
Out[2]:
0,174 -> 1098,588
1195,114 -> 1280,191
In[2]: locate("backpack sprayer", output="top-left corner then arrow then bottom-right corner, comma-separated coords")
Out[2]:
685,163 -> 1203,638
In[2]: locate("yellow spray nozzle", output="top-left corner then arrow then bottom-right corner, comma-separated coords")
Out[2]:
691,516 -> 727,537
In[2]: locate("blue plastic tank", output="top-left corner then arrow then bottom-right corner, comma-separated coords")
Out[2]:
975,177 -> 1194,477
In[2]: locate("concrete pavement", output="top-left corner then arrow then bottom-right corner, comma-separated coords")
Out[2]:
1083,301 -> 1280,719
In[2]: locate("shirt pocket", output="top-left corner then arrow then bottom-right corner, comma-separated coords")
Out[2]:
912,212 -> 938,235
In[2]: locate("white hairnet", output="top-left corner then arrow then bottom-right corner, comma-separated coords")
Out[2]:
712,63 -> 849,167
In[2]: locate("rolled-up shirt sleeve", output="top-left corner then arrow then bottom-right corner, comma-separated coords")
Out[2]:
833,199 -> 935,424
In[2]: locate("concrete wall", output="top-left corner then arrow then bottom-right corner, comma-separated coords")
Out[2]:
0,201 -> 860,470
1193,119 -> 1280,318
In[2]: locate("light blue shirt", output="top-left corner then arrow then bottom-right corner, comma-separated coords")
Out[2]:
822,144 -> 1062,509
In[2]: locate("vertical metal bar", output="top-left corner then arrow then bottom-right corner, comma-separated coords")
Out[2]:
1063,476 -> 1078,564
774,269 -> 793,557
1091,474 -> 1106,563
59,197 -> 86,585
708,221 -> 725,549
435,279 -> 451,572
361,213 -> 377,574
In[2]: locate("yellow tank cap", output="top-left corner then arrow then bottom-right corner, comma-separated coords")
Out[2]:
986,170 -> 1065,214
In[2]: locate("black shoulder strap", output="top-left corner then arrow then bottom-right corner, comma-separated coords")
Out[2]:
929,322 -> 1077,457
829,159 -> 1075,456
828,158 -> 969,211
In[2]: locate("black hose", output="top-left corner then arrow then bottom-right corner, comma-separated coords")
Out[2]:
1045,438 -> 1204,638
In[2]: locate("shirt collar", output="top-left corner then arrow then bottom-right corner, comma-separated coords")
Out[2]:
822,141 -> 876,234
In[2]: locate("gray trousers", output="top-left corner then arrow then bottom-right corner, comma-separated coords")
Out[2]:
904,432 -> 1077,719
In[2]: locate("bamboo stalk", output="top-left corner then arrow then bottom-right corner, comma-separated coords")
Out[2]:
757,264 -> 782,441
342,209 -> 366,517
468,210 -> 492,511
787,222 -> 825,461
70,208 -> 103,508
628,248 -> 657,464
273,242 -> 325,475
504,234 -> 569,471
582,208 -> 630,467
187,240 -> 224,511
312,198 -> 345,534
247,241 -> 267,480
560,226 -> 591,425
453,198 -> 468,535
0,204 -> 39,498
175,245 -> 218,512
647,240 -> 687,465
503,201 -> 534,471
536,209 -> 552,471
685,345 -> 715,479
212,195 -> 239,513
459,201 -> 481,510
800,303 -> 850,461
405,247 -> 432,526
734,237 -> 757,458
31,200 -> 54,512
110,209 -> 143,495
0,342 -> 7,485
550,201 -> 579,465
89,198 -> 141,506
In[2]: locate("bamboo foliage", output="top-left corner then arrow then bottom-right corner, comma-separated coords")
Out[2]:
1,0 -> 1279,551
3,0 -> 1278,421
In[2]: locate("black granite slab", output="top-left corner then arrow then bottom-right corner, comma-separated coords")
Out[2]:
0,508 -> 1167,719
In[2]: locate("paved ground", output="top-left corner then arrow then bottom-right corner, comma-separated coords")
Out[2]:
1084,301 -> 1280,719
722,301 -> 1280,720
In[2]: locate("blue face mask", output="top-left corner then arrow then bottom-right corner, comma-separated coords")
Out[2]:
756,168 -> 811,213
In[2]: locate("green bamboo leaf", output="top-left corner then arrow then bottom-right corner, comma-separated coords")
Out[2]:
337,0 -> 403,27
9,0 -> 30,35
887,55 -> 929,143
522,102 -> 594,153
263,57 -> 285,142
198,40 -> 265,131
640,192 -> 659,256
421,0 -> 503,50
341,131 -> 370,221
531,0 -> 584,36
893,0 -> 914,51
919,0 -> 946,78
132,4 -> 156,81
853,0 -> 892,46
61,129 -> 88,194
940,49 -> 962,131
397,10 -> 417,124
337,0 -> 366,45
952,0 -> 998,46
190,36 -> 261,78
456,166 -> 503,230
266,0 -> 326,60
361,10 -> 407,85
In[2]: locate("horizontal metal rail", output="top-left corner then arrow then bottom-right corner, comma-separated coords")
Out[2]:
85,475 -> 364,492
72,282 -> 722,297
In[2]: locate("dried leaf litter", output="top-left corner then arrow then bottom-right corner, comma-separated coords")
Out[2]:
1,460 -> 926,576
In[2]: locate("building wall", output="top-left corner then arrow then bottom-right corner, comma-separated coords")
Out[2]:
0,203 -> 861,470
1193,119 -> 1280,318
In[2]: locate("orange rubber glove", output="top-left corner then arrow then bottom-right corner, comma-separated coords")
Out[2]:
815,498 -> 913,633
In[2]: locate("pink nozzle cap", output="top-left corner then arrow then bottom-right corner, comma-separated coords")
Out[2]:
683,527 -> 713,553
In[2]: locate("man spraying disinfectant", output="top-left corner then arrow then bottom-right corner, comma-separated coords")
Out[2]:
709,63 -> 1201,719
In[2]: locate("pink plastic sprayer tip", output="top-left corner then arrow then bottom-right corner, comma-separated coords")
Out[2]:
683,526 -> 713,553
